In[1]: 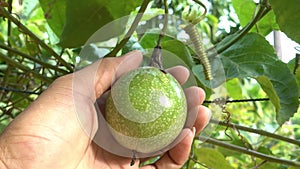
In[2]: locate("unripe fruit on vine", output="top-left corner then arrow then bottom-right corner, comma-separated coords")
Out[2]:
105,67 -> 187,153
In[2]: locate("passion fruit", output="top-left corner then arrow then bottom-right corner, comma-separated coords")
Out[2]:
105,67 -> 187,153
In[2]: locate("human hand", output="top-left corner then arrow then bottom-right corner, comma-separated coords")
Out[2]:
0,50 -> 211,169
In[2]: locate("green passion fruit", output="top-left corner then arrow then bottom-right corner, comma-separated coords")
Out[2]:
105,67 -> 187,153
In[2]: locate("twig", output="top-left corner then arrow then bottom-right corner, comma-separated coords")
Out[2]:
105,0 -> 151,57
199,136 -> 300,167
0,52 -> 52,83
0,6 -> 73,72
0,43 -> 68,74
210,119 -> 300,146
149,0 -> 169,69
189,156 -> 210,168
250,160 -> 268,169
208,0 -> 271,54
156,0 -> 169,46
0,86 -> 42,95
204,98 -> 270,104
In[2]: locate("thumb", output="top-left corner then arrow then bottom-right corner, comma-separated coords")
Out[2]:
94,50 -> 143,98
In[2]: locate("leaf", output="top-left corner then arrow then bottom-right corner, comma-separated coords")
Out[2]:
161,40 -> 198,88
59,0 -> 142,48
39,0 -> 66,37
270,0 -> 300,44
226,78 -> 243,99
0,123 -> 6,133
288,57 -> 300,93
139,32 -> 198,88
161,40 -> 194,68
131,8 -> 165,22
139,32 -> 196,68
192,55 -> 227,89
144,47 -> 198,89
255,76 -> 280,114
195,147 -> 233,169
139,32 -> 173,49
221,33 -> 299,125
232,0 -> 278,36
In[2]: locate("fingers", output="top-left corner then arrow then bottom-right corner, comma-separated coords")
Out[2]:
184,86 -> 205,128
194,105 -> 211,135
184,86 -> 206,108
141,128 -> 195,169
165,66 -> 189,85
114,51 -> 144,79
184,86 -> 211,134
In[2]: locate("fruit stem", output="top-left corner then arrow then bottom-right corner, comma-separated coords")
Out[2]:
149,0 -> 169,70
149,46 -> 163,69
130,150 -> 137,166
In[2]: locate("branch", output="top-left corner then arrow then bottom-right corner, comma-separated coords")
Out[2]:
149,0 -> 169,69
0,86 -> 42,95
156,0 -> 169,46
0,43 -> 68,74
199,136 -> 300,167
210,119 -> 300,146
0,6 -> 73,72
0,52 -> 52,83
209,0 -> 271,54
204,97 -> 270,104
106,0 -> 151,57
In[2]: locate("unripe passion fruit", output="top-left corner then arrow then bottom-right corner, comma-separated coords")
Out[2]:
105,67 -> 187,153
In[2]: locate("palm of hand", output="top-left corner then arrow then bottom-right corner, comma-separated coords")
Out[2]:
0,51 -> 210,169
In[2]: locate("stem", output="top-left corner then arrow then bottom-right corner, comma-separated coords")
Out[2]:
199,136 -> 300,167
0,86 -> 41,95
211,0 -> 271,54
0,52 -> 52,83
106,0 -> 151,57
149,0 -> 169,69
0,43 -> 68,74
156,0 -> 169,46
210,119 -> 300,146
0,6 -> 73,72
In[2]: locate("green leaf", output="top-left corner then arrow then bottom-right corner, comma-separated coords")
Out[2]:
139,32 -> 173,49
232,0 -> 278,36
161,40 -> 195,68
288,57 -> 300,93
192,55 -> 227,89
0,123 -> 6,133
195,147 -> 233,169
270,0 -> 300,44
139,32 -> 196,69
221,33 -> 299,125
59,0 -> 142,48
132,8 -> 165,22
226,78 -> 243,99
161,40 -> 197,88
255,76 -> 280,114
143,47 -> 197,89
39,0 -> 66,38
139,32 -> 197,88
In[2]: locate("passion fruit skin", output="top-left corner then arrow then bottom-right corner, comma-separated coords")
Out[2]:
105,67 -> 187,153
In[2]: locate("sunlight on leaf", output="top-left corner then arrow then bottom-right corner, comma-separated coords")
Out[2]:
270,0 -> 300,44
221,33 -> 299,125
195,147 -> 233,169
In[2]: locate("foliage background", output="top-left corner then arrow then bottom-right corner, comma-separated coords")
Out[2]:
0,0 -> 299,168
